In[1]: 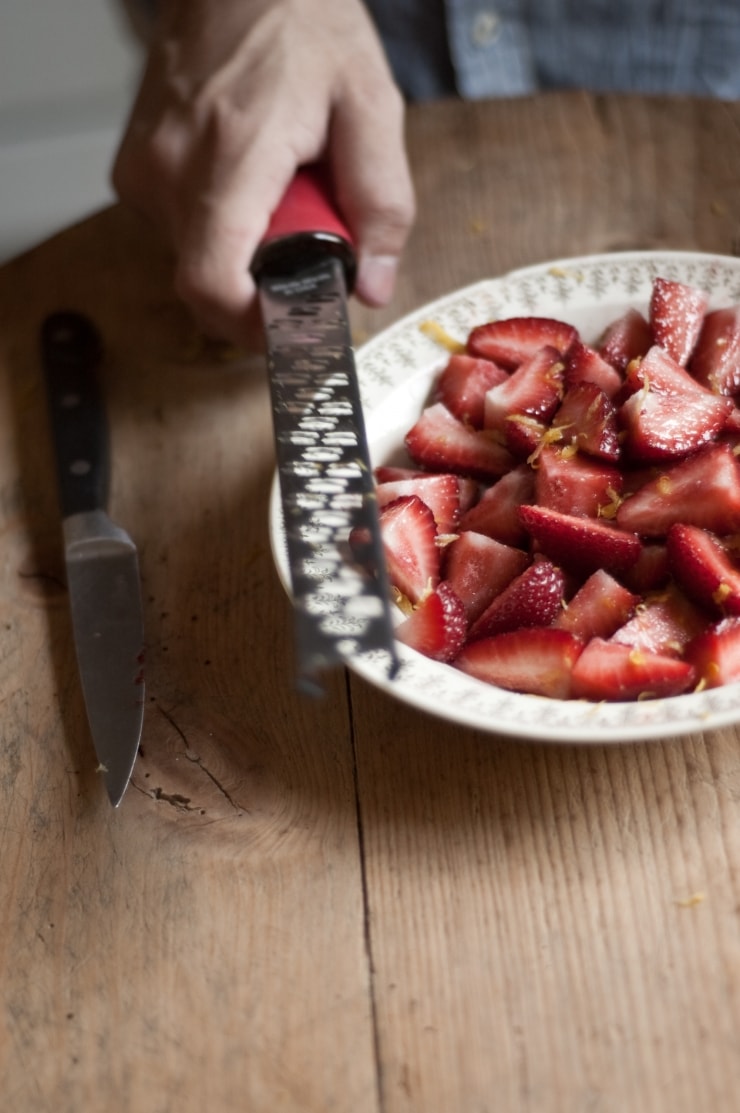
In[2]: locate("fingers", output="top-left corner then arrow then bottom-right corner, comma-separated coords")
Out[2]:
111,0 -> 416,345
329,72 -> 416,308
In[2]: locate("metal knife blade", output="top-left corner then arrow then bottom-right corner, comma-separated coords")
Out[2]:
41,311 -> 145,806
252,168 -> 399,694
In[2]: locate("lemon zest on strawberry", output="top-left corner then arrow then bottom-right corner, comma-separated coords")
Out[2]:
597,485 -> 623,520
392,587 -> 414,617
419,319 -> 465,353
713,582 -> 731,605
657,474 -> 673,496
435,533 -> 459,548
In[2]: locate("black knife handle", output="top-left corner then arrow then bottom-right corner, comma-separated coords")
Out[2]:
41,311 -> 109,517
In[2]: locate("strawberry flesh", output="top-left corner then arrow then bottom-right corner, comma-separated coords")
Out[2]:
686,616 -> 740,688
395,582 -> 468,662
689,306 -> 740,396
551,381 -> 621,462
467,316 -> 577,370
554,569 -> 638,641
468,559 -> 565,640
534,446 -> 623,519
616,442 -> 740,537
442,530 -> 529,624
570,638 -> 696,701
456,627 -> 583,699
649,276 -> 708,366
435,353 -> 508,428
667,523 -> 740,617
405,401 -> 515,481
375,495 -> 440,605
519,503 -> 642,577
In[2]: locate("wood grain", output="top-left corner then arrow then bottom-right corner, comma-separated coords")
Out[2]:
1,93 -> 740,1112
351,93 -> 740,1113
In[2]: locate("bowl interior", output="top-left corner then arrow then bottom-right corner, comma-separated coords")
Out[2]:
270,250 -> 740,742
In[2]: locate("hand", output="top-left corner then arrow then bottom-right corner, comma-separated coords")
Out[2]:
112,0 -> 415,345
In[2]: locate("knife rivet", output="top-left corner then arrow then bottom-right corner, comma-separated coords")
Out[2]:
60,392 -> 81,409
70,459 -> 91,476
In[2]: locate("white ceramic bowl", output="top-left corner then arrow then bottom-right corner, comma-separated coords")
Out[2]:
270,251 -> 740,742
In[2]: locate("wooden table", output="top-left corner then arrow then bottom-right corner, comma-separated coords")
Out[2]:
2,92 -> 740,1112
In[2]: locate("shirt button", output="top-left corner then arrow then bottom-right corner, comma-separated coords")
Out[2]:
470,10 -> 501,47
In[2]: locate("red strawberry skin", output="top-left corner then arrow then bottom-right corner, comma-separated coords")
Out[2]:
519,503 -> 642,577
459,464 -> 535,546
405,401 -> 515,481
619,345 -> 733,462
375,495 -> 440,605
483,345 -> 565,445
376,473 -> 462,535
564,340 -> 623,399
686,616 -> 740,688
442,530 -> 529,624
468,559 -> 565,640
554,569 -> 638,641
436,353 -> 508,427
552,381 -> 621,462
467,317 -> 577,370
616,442 -> 740,537
456,627 -> 583,699
610,585 -> 705,657
666,523 -> 740,617
395,582 -> 468,662
534,446 -> 623,519
598,307 -> 652,372
570,639 -> 696,701
649,276 -> 708,366
689,306 -> 740,396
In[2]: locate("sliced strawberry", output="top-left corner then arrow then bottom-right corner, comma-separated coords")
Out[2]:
598,307 -> 652,372
519,503 -> 642,577
570,638 -> 696,701
648,276 -> 708,366
404,401 -> 514,481
534,445 -> 623,519
374,465 -> 428,482
468,559 -> 565,640
564,339 -> 623,399
554,569 -> 638,641
689,306 -> 740,395
442,530 -> 530,624
621,542 -> 670,593
395,582 -> 468,662
467,316 -> 577,371
551,381 -> 621,462
610,585 -> 706,657
483,345 -> 565,452
685,616 -> 740,688
619,345 -> 732,462
456,627 -> 583,700
375,495 -> 440,605
459,464 -> 535,546
376,473 -> 462,535
616,442 -> 740,537
667,523 -> 740,617
435,353 -> 508,427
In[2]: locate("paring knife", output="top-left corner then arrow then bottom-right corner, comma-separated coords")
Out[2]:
252,167 -> 399,694
41,311 -> 145,806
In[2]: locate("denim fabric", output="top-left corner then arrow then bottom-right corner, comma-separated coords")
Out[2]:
367,0 -> 740,99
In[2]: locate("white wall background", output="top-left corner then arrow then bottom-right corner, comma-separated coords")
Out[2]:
0,0 -> 143,261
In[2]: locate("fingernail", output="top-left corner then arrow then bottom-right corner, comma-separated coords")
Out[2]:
356,254 -> 399,307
